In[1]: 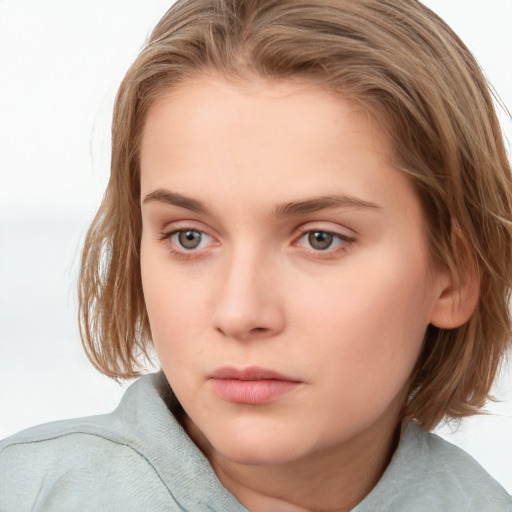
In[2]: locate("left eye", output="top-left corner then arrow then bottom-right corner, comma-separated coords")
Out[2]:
298,230 -> 350,251
169,229 -> 212,250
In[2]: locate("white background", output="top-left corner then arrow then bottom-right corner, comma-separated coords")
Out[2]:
1,0 -> 511,492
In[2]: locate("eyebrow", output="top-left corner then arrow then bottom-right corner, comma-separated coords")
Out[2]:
143,188 -> 381,217
274,195 -> 381,217
143,189 -> 211,214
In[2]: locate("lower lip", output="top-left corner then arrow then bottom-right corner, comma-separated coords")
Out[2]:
209,378 -> 300,404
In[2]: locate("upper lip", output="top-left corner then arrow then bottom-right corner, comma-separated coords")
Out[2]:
210,366 -> 300,382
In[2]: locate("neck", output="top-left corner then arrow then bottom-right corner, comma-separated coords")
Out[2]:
186,410 -> 402,512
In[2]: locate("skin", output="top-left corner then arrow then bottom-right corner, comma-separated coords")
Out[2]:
139,76 -> 457,511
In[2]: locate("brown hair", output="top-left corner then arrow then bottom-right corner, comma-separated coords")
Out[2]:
79,0 -> 512,430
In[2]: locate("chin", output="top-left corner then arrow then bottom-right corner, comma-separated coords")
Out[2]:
216,438 -> 306,466
211,422 -> 317,466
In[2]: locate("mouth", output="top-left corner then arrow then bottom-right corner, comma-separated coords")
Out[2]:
208,366 -> 302,405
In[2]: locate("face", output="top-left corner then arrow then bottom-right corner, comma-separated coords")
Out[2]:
139,76 -> 448,466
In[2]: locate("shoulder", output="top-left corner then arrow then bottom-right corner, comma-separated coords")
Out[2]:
0,373 -> 246,512
356,422 -> 512,512
414,425 -> 511,508
0,375 -> 177,511
0,422 -> 157,510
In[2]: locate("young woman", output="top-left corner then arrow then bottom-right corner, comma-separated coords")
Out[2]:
1,1 -> 511,510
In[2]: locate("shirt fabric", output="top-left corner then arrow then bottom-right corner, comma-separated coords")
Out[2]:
1,372 -> 510,511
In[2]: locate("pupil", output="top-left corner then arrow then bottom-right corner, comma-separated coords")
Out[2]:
178,230 -> 202,249
308,231 -> 333,250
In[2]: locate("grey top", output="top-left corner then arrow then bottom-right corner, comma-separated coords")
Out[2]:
0,373 -> 510,511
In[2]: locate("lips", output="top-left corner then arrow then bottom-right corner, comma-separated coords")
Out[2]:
209,366 -> 302,404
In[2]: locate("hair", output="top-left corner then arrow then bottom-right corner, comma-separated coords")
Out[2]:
79,0 -> 512,430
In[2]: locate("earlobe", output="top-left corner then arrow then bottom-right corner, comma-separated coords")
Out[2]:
429,260 -> 480,330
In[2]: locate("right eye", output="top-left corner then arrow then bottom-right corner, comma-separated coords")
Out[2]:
167,229 -> 214,251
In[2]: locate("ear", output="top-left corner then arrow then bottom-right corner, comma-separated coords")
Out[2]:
429,246 -> 480,330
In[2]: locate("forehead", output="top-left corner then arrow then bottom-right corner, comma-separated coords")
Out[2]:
140,76 -> 418,219
141,76 -> 387,174
141,76 -> 383,150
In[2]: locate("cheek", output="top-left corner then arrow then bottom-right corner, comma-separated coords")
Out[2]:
144,289 -> 207,367
291,253 -> 432,402
140,243 -> 207,364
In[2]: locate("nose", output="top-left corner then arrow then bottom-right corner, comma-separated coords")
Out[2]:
212,248 -> 285,340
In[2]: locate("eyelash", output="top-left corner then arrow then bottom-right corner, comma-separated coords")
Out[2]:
159,227 -> 355,260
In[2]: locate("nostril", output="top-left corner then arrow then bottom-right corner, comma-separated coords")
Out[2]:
250,327 -> 268,334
